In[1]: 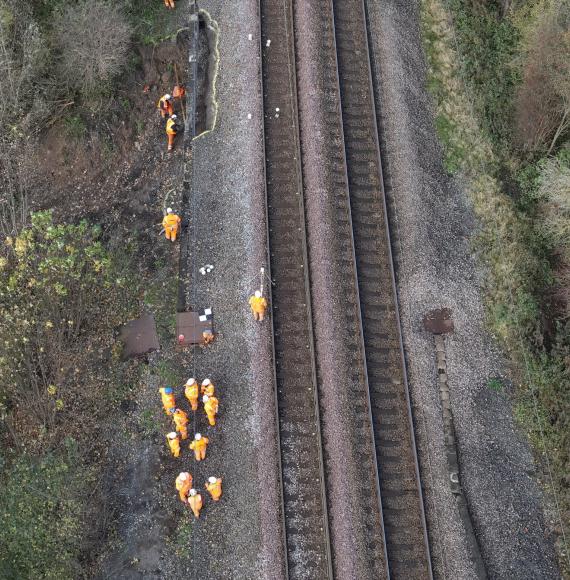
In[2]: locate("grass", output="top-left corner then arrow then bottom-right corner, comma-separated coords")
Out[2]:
63,114 -> 87,139
421,0 -> 570,573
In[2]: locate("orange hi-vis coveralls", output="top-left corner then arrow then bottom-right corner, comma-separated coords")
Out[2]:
201,380 -> 215,397
166,117 -> 178,151
203,396 -> 219,427
188,492 -> 203,518
189,435 -> 209,461
167,432 -> 181,458
157,95 -> 173,118
249,294 -> 268,321
172,409 -> 189,440
162,212 -> 181,242
185,380 -> 199,411
175,472 -> 192,503
164,0 -> 175,9
205,477 -> 222,501
159,387 -> 176,414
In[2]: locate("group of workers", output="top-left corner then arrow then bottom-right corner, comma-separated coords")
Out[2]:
157,86 -> 185,152
160,379 -> 221,518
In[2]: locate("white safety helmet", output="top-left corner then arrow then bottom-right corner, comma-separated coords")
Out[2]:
202,379 -> 211,386
186,378 -> 196,385
167,432 -> 177,439
171,114 -> 177,119
203,395 -> 209,402
165,93 -> 172,100
255,290 -> 262,298
208,476 -> 217,484
166,207 -> 173,214
195,433 -> 202,440
179,472 -> 189,480
189,488 -> 197,496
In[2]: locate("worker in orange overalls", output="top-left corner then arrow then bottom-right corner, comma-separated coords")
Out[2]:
185,378 -> 199,411
202,394 -> 219,427
205,476 -> 222,501
175,472 -> 192,503
166,114 -> 179,152
157,94 -> 173,118
167,432 -> 181,458
171,408 -> 189,440
189,432 -> 209,461
159,386 -> 176,414
163,0 -> 175,9
249,290 -> 268,321
202,329 -> 215,346
188,489 -> 203,518
162,208 -> 181,242
201,378 -> 215,397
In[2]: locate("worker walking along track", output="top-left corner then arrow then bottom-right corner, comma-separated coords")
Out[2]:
331,0 -> 433,577
259,0 -> 333,578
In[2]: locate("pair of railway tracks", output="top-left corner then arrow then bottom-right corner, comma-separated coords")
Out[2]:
259,0 -> 433,578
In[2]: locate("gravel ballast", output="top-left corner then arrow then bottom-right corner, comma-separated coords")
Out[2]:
365,1 -> 561,578
172,0 -> 286,578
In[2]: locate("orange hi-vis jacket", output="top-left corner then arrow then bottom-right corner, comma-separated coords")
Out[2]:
189,436 -> 209,461
167,434 -> 181,458
175,473 -> 192,502
157,95 -> 173,116
188,493 -> 202,518
249,295 -> 268,314
204,396 -> 219,426
166,117 -> 178,135
173,409 -> 189,439
185,382 -> 199,411
201,382 -> 215,397
205,478 -> 222,501
160,387 -> 176,413
162,213 -> 180,232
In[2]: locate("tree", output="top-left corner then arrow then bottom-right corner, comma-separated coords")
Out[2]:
515,2 -> 570,153
53,1 -> 131,99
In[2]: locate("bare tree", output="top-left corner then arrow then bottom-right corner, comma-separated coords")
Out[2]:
515,2 -> 570,153
53,1 -> 132,98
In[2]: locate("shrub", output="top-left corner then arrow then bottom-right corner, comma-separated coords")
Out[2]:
53,1 -> 131,98
0,211 -> 131,441
515,3 -> 570,153
0,449 -> 87,579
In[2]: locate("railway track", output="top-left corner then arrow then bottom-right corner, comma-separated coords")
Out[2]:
259,0 -> 333,578
260,0 -> 433,578
330,1 -> 433,578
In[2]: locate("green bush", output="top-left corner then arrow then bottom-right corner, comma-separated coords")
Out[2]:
0,447 -> 88,579
446,0 -> 521,152
0,211 -> 133,438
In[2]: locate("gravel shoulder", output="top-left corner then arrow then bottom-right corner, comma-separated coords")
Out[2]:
365,1 -> 560,579
171,0 -> 285,578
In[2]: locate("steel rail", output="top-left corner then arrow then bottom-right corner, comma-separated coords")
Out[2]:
259,0 -> 334,577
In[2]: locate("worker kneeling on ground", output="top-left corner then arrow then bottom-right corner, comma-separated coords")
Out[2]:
189,432 -> 209,461
157,93 -> 173,118
166,114 -> 180,152
249,290 -> 268,321
205,476 -> 222,501
167,432 -> 181,458
171,407 -> 189,440
176,472 -> 192,503
188,489 -> 202,518
159,386 -> 176,414
202,394 -> 219,427
162,208 -> 181,242
201,378 -> 215,397
185,378 -> 199,411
